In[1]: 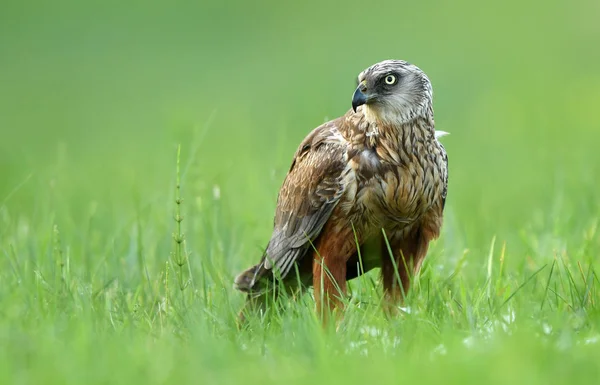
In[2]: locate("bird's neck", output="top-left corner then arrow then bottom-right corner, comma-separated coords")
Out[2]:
341,108 -> 435,152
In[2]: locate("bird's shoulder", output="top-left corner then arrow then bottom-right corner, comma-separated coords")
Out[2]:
289,118 -> 347,167
277,118 -> 349,217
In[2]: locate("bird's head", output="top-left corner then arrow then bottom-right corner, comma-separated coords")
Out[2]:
352,60 -> 433,125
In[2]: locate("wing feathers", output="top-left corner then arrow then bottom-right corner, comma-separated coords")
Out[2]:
256,122 -> 347,286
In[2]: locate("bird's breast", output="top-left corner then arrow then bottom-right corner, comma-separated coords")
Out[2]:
344,145 -> 443,227
349,148 -> 381,180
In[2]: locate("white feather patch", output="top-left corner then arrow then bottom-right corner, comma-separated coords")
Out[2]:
435,130 -> 450,139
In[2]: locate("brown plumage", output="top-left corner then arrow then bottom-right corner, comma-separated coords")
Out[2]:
234,60 -> 448,322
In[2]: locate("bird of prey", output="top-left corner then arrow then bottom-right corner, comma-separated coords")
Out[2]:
234,60 -> 448,322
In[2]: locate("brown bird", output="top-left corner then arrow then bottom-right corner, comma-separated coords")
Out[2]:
234,60 -> 448,322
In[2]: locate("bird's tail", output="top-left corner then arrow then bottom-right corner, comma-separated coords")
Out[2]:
233,263 -> 263,293
234,264 -> 271,326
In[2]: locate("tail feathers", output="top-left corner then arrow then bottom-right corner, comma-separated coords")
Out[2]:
233,263 -> 263,293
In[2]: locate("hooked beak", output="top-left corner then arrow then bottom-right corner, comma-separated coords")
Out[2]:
352,83 -> 368,112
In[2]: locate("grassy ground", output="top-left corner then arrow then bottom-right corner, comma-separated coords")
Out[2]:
2,0 -> 600,384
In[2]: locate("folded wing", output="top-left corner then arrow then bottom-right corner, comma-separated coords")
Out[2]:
236,122 -> 349,292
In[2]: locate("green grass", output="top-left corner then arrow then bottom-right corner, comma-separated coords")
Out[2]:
2,0 -> 600,383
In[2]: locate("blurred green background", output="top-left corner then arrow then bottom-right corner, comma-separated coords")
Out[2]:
1,0 -> 600,383
2,0 -> 599,246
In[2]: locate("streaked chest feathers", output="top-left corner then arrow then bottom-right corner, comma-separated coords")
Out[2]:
341,125 -> 445,228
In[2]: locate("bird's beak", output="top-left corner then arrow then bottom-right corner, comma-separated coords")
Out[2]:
352,82 -> 368,112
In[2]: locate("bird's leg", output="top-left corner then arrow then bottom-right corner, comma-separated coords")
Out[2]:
312,226 -> 356,324
381,249 -> 413,317
381,226 -> 428,316
313,251 -> 347,324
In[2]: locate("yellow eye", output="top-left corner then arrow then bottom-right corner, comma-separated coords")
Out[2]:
384,75 -> 397,85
